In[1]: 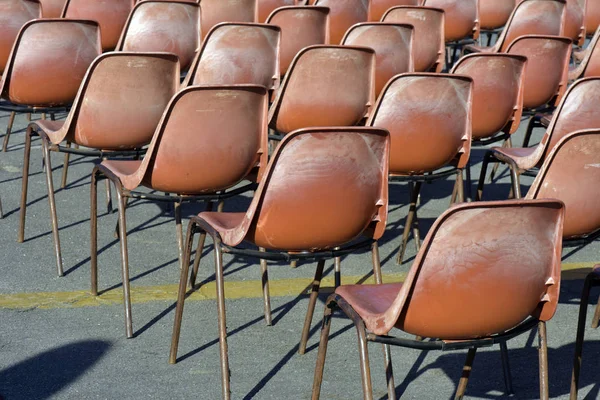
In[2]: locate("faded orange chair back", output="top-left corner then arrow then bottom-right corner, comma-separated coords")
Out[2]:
382,6 -> 444,72
62,0 -> 134,51
116,1 -> 200,71
494,0 -> 566,52
199,0 -> 257,38
506,35 -> 571,110
577,27 -> 600,78
257,0 -> 296,22
0,0 -> 40,74
367,73 -> 472,175
141,85 -> 269,194
39,0 -> 66,17
368,0 -> 421,22
379,200 -> 565,339
564,0 -> 586,45
243,127 -> 389,251
342,23 -> 414,96
266,6 -> 329,75
479,0 -> 515,30
451,53 -> 526,140
423,0 -> 479,41
586,0 -> 600,33
59,53 -> 180,150
184,23 -> 280,90
0,19 -> 101,107
314,0 -> 369,44
528,130 -> 600,239
269,45 -> 376,135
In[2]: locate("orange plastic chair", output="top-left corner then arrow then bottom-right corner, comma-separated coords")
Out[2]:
586,0 -> 600,34
0,19 -> 101,154
116,0 -> 201,71
39,0 -> 66,17
480,0 -> 515,30
312,199 -> 565,400
564,0 -> 587,45
266,6 -> 329,76
477,77 -> 600,200
382,6 -> 444,72
368,0 -> 421,22
367,73 -> 473,264
341,23 -> 414,96
269,45 -> 376,138
313,0 -> 369,44
423,0 -> 479,42
570,26 -> 600,80
91,84 -> 268,339
257,0 -> 297,22
183,23 -> 281,91
61,0 -> 134,51
199,0 -> 258,38
0,0 -> 40,74
18,52 -> 179,277
169,126 -> 390,400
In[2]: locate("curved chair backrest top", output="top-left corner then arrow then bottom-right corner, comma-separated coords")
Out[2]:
183,23 -> 280,90
39,0 -> 66,17
257,0 -> 296,22
62,0 -> 134,51
479,0 -> 515,30
382,6 -> 444,72
586,0 -> 600,33
266,6 -> 329,75
494,0 -> 566,52
527,130 -> 600,239
230,127 -> 390,251
269,45 -> 376,135
576,26 -> 600,78
506,35 -> 571,110
199,0 -> 258,38
563,0 -> 586,45
0,18 -> 101,107
368,199 -> 564,339
314,0 -> 369,44
342,22 -> 414,96
367,73 -> 473,175
451,53 -> 526,140
0,0 -> 40,74
116,0 -> 201,71
368,0 -> 421,22
422,0 -> 479,42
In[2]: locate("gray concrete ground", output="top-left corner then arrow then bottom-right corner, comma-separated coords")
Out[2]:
1,107 -> 600,400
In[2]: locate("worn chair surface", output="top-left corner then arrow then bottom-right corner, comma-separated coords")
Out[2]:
382,6 -> 444,72
368,0 -> 421,22
0,0 -> 40,74
39,0 -> 66,17
257,0 -> 296,22
586,0 -> 600,33
199,0 -> 257,38
564,0 -> 586,45
479,0 -> 515,30
570,26 -> 600,80
314,0 -> 369,44
423,0 -> 479,42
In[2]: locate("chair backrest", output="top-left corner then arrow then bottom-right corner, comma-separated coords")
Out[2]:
564,0 -> 586,45
266,6 -> 329,75
184,23 -> 280,90
62,0 -> 134,51
39,0 -> 66,17
242,127 -> 390,250
494,0 -> 566,52
0,19 -> 101,107
577,26 -> 600,78
268,45 -> 376,135
60,52 -> 180,150
382,6 -> 444,72
0,0 -> 41,74
314,0 -> 369,44
376,200 -> 564,339
586,0 -> 600,33
479,0 -> 515,30
422,0 -> 479,42
368,0 -> 421,22
506,35 -> 571,110
257,0 -> 295,22
367,73 -> 472,175
342,22 -> 414,96
451,53 -> 526,140
199,0 -> 257,38
142,85 -> 269,194
527,130 -> 600,239
116,1 -> 200,71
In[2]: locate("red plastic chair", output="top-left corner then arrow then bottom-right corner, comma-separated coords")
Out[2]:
314,0 -> 369,44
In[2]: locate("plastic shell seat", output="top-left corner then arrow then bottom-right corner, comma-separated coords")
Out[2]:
479,0 -> 515,30
314,0 -> 369,44
368,0 -> 421,22
39,0 -> 66,17
0,0 -> 41,74
569,26 -> 600,80
257,0 -> 296,23
199,0 -> 258,38
423,0 -> 480,42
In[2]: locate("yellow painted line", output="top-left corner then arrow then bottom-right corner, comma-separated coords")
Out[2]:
0,262 -> 596,311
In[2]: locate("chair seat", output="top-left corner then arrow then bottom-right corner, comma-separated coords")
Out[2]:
336,283 -> 403,332
492,145 -> 541,170
197,211 -> 247,246
463,43 -> 493,53
99,159 -> 143,190
34,119 -> 66,144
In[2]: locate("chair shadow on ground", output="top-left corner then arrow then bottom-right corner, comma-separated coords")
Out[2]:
0,340 -> 112,400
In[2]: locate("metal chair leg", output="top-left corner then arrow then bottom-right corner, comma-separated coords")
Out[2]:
538,321 -> 549,400
189,202 -> 213,288
489,139 -> 510,183
397,181 -> 422,264
60,142 -> 71,188
18,126 -> 33,243
42,137 -> 64,277
457,169 -> 465,203
500,342 -> 514,395
357,321 -> 374,400
260,248 -> 272,326
299,259 -> 325,355
570,273 -> 596,399
174,200 -> 184,269
454,348 -> 477,400
2,111 -> 15,152
115,188 -> 133,338
334,256 -> 341,287
213,237 -> 232,400
90,169 -> 100,295
509,166 -> 522,199
592,288 -> 600,329
311,300 -> 335,400
476,152 -> 493,201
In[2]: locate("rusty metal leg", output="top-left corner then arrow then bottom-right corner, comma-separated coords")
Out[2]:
476,152 -> 493,201
217,200 -> 224,212
213,238 -> 231,400
371,242 -> 382,285
169,221 -> 197,365
356,321 -> 374,400
42,137 -> 64,277
18,126 -> 34,243
2,111 -> 15,152
189,202 -> 213,288
450,176 -> 459,206
509,166 -> 522,199
116,188 -> 133,338
500,342 -> 513,395
454,348 -> 477,400
334,256 -> 341,288
299,259 -> 325,355
570,274 -> 594,399
538,321 -> 549,400
41,113 -> 46,120
311,301 -> 334,400
103,157 -> 112,213
91,169 -> 100,296
412,207 -> 421,253
457,169 -> 465,203
26,113 -> 31,121
291,260 -> 298,268
174,200 -> 184,270
397,181 -> 422,265
60,142 -> 71,189
260,248 -> 272,326
490,139 -> 509,182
